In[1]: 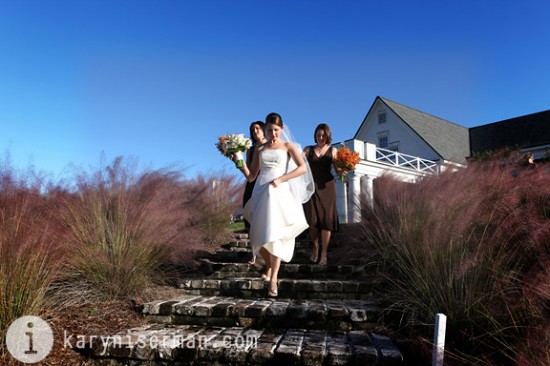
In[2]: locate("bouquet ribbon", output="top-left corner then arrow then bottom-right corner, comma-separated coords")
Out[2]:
234,151 -> 244,169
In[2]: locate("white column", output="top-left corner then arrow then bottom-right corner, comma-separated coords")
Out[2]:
348,171 -> 362,223
361,175 -> 374,209
336,178 -> 348,224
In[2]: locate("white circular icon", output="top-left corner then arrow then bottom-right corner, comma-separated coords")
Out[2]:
6,316 -> 54,363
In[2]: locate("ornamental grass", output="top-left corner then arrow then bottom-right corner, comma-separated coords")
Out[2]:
359,153 -> 550,365
0,162 -> 64,351
54,157 -> 240,303
0,154 -> 244,358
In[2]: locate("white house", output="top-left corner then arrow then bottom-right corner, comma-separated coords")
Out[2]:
355,96 -> 470,163
335,96 -> 470,223
336,95 -> 550,223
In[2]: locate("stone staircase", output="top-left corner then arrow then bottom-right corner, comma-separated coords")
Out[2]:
78,231 -> 403,365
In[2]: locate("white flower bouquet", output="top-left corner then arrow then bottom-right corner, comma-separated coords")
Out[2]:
215,133 -> 251,168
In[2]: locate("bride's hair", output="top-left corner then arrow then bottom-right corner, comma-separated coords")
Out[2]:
266,112 -> 283,128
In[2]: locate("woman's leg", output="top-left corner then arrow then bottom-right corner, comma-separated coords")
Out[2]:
309,227 -> 319,263
319,229 -> 332,265
259,247 -> 272,279
268,254 -> 281,296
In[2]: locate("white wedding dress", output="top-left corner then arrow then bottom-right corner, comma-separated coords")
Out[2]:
243,148 -> 309,263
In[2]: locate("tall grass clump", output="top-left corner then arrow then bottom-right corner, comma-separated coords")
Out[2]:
56,157 -> 211,302
360,154 -> 550,365
0,163 -> 63,350
185,173 -> 242,245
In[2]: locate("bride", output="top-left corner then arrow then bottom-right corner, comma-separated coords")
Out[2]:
236,112 -> 313,297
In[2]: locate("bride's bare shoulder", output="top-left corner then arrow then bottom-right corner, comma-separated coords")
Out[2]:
284,141 -> 300,152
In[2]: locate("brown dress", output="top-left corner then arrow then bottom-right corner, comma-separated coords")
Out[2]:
242,146 -> 258,229
303,146 -> 339,231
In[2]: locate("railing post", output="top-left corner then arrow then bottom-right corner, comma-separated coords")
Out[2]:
432,313 -> 447,366
336,179 -> 348,224
365,143 -> 377,162
348,171 -> 362,223
361,175 -> 374,209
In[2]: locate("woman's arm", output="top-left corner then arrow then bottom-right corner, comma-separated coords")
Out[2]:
331,146 -> 337,159
238,146 -> 260,182
331,146 -> 338,169
331,146 -> 344,176
245,147 -> 253,166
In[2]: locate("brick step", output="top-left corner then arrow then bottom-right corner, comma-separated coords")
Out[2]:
143,295 -> 382,331
205,247 -> 340,266
226,237 -> 340,250
177,277 -> 381,300
199,259 -> 365,280
79,324 -> 403,365
225,245 -> 317,254
211,230 -> 357,267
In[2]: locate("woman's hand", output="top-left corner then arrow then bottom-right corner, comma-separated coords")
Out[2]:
231,151 -> 244,162
270,178 -> 282,187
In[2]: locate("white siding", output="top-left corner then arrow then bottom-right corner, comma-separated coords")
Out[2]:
355,99 -> 441,161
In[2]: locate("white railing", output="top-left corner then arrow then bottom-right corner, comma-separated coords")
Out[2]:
375,147 -> 439,173
334,140 -> 444,223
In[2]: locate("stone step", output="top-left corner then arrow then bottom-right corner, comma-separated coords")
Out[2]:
226,237 -> 340,250
79,324 -> 403,365
225,245 -> 318,255
231,232 -> 250,240
226,239 -> 326,251
205,246 -> 339,265
177,277 -> 381,300
199,259 -> 366,280
143,295 -> 382,331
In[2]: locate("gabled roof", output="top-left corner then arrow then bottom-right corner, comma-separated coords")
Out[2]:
355,96 -> 470,162
469,109 -> 550,155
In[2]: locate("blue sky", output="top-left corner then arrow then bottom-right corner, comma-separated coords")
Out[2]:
1,0 -> 549,180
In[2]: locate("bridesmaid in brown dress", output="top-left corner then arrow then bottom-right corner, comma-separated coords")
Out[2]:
243,121 -> 267,228
243,121 -> 266,264
303,123 -> 339,266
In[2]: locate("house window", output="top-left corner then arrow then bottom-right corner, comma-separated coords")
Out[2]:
378,135 -> 388,148
378,111 -> 387,124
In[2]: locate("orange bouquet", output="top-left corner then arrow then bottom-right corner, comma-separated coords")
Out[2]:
334,146 -> 360,181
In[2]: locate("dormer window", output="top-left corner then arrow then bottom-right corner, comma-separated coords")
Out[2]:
378,111 -> 387,124
378,135 -> 389,148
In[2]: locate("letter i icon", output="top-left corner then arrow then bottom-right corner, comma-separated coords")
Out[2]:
25,322 -> 38,354
6,315 -> 54,363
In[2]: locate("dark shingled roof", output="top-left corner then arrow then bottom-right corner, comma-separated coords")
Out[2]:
469,109 -> 550,155
370,97 -> 471,162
